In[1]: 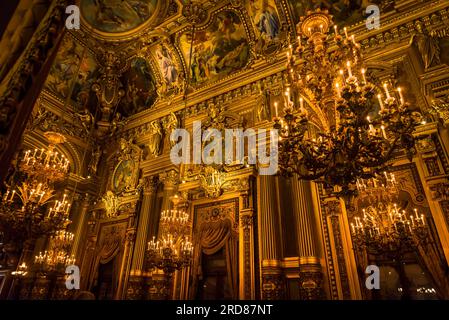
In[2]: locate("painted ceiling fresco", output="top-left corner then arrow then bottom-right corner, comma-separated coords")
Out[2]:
44,0 -> 397,119
288,0 -> 386,27
118,57 -> 157,117
81,0 -> 158,33
45,35 -> 99,110
179,10 -> 250,87
246,0 -> 282,53
152,44 -> 180,92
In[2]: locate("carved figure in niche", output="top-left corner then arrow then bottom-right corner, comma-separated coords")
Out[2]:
88,146 -> 102,175
410,22 -> 441,69
75,108 -> 95,134
109,112 -> 128,137
163,112 -> 179,147
256,82 -> 270,122
102,191 -> 119,218
148,120 -> 163,157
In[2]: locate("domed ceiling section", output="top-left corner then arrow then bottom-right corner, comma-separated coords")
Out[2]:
80,0 -> 161,38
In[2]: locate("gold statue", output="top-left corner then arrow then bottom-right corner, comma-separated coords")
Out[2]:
148,120 -> 163,157
410,22 -> 442,69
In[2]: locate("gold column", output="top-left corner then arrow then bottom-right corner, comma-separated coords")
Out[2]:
159,170 -> 178,215
323,198 -> 362,300
290,177 -> 324,299
146,169 -> 178,299
126,176 -> 158,299
71,194 -> 91,263
257,175 -> 284,299
116,228 -> 136,299
238,176 -> 256,299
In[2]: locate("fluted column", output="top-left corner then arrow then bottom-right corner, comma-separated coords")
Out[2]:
144,169 -> 178,300
71,194 -> 91,264
159,170 -> 178,212
257,175 -> 284,299
290,177 -> 323,299
126,176 -> 158,299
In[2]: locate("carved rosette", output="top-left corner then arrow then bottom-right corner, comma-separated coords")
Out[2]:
298,268 -> 324,300
261,272 -> 285,300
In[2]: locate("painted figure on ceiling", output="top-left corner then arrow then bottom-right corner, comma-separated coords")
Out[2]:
156,47 -> 178,87
180,10 -> 250,86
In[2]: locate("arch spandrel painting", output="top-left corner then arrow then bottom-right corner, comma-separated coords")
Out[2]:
80,0 -> 159,34
44,35 -> 99,109
118,57 -> 157,117
179,10 -> 250,87
245,0 -> 282,53
150,43 -> 182,95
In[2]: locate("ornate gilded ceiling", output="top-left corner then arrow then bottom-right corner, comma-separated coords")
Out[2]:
42,0 -> 395,118
80,0 -> 160,34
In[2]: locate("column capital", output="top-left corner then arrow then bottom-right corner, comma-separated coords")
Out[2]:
159,169 -> 179,189
142,176 -> 159,195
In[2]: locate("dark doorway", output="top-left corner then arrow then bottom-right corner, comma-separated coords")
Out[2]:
92,259 -> 117,300
196,248 -> 232,300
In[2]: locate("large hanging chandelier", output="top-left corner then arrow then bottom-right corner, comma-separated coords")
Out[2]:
350,172 -> 429,256
146,195 -> 193,275
34,230 -> 75,275
273,9 -> 422,197
0,132 -> 72,243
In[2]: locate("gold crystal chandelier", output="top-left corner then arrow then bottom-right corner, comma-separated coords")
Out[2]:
350,172 -> 428,256
147,194 -> 193,275
0,132 -> 72,243
274,9 -> 422,197
34,230 -> 75,275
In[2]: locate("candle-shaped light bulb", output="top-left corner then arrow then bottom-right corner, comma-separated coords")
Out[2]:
335,83 -> 341,97
339,69 -> 345,85
397,87 -> 404,105
344,27 -> 348,39
300,97 -> 304,110
334,25 -> 338,36
377,94 -> 384,110
383,83 -> 391,98
346,61 -> 353,77
274,102 -> 278,117
361,68 -> 366,83
381,125 -> 387,139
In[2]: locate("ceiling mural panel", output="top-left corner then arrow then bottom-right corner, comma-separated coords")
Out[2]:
44,35 -> 99,110
151,43 -> 182,95
118,57 -> 157,117
287,0 -> 385,27
178,10 -> 251,87
81,0 -> 159,34
245,0 -> 281,51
